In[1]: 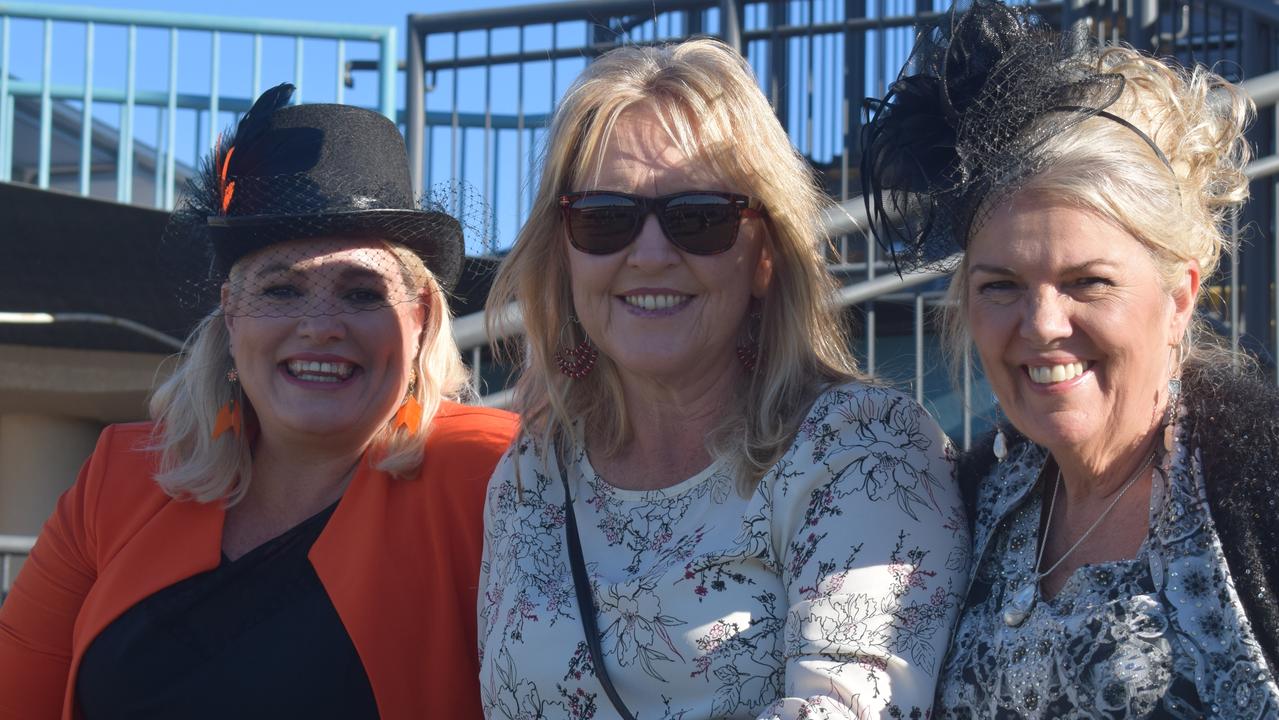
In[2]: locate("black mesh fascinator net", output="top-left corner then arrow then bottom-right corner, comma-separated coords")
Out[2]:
161,83 -> 494,319
861,0 -> 1130,271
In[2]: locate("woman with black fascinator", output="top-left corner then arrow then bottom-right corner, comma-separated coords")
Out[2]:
863,0 -> 1279,715
0,84 -> 516,719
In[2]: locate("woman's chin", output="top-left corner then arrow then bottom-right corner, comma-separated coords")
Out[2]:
1007,409 -> 1102,455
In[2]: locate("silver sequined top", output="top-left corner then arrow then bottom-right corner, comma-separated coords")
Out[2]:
935,418 -> 1279,718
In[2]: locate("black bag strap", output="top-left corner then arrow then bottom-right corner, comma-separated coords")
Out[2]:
556,449 -> 638,720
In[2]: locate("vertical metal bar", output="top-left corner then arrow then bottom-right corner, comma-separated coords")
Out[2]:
209,31 -> 220,150
492,130 -> 501,251
515,27 -> 525,227
483,29 -> 493,252
914,293 -> 925,404
80,22 -> 95,197
335,39 -> 345,104
450,33 -> 459,183
721,0 -> 742,52
962,348 -> 973,450
770,1 -> 787,123
119,25 -> 137,203
38,19 -> 53,189
252,34 -> 262,99
294,36 -> 305,104
407,19 -> 425,194
0,16 -> 10,183
153,111 -> 165,207
471,346 -> 482,395
379,27 -> 396,120
427,128 -> 434,189
2,554 -> 10,593
165,28 -> 178,209
1,97 -> 11,183
805,0 -> 815,156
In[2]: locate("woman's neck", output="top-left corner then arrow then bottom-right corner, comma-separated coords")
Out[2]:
1048,423 -> 1161,505
588,365 -> 743,491
221,436 -> 365,561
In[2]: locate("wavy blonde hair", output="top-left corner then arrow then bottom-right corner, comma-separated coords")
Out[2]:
945,47 -> 1255,365
149,242 -> 471,506
487,38 -> 861,490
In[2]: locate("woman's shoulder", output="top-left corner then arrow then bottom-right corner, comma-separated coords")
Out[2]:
56,421 -> 176,549
799,380 -> 951,442
80,421 -> 166,493
428,401 -> 519,451
773,380 -> 960,517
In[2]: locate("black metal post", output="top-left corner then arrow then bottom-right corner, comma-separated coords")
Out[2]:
407,15 -> 426,196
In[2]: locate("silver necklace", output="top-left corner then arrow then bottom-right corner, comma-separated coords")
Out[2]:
1002,447 -> 1158,627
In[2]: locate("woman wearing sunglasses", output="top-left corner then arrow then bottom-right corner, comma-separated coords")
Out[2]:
478,38 -> 968,719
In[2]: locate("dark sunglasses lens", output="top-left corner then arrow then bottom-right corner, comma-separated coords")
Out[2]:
661,194 -> 740,254
566,195 -> 641,253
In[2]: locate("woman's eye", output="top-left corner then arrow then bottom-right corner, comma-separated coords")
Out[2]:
346,288 -> 388,306
1071,276 -> 1113,289
263,284 -> 301,299
977,280 -> 1017,293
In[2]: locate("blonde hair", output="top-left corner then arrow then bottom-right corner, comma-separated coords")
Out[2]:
149,242 -> 471,505
487,38 -> 861,490
945,47 -> 1254,366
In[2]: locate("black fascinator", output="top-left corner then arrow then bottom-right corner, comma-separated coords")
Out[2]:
860,0 -> 1128,271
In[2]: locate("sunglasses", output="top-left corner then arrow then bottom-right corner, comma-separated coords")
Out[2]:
559,190 -> 764,256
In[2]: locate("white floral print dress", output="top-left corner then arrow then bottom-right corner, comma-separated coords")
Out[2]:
478,383 -> 970,719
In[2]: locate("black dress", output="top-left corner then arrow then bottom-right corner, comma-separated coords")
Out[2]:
77,502 -> 380,719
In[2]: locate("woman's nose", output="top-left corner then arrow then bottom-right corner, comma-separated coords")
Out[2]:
297,312 -> 347,342
626,213 -> 680,269
1019,288 -> 1072,344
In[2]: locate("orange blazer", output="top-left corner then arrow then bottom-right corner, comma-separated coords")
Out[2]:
0,402 -> 517,720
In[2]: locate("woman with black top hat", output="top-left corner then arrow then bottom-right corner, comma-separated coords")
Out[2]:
862,1 -> 1279,715
0,84 -> 516,720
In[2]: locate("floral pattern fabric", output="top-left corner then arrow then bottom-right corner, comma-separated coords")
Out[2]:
936,416 -> 1279,718
479,383 -> 969,719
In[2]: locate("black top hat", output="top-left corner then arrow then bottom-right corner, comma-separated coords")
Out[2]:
167,83 -> 463,293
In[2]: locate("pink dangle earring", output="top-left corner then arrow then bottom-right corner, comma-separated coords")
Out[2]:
553,315 -> 598,379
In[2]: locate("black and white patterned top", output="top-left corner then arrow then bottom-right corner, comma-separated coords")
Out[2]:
936,413 -> 1279,718
479,383 -> 970,719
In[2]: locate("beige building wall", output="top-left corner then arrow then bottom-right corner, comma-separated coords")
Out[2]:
0,344 -> 171,537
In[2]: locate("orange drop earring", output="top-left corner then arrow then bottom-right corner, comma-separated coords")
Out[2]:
392,368 -> 423,434
213,367 -> 244,440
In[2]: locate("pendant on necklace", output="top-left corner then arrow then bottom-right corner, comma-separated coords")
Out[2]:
1002,582 -> 1038,627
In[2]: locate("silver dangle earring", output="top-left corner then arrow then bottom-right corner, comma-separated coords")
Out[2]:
992,394 -> 1009,462
1163,344 -> 1184,453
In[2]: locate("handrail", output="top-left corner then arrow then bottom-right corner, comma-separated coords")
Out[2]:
0,535 -> 34,554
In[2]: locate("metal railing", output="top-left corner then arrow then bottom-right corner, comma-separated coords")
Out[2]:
0,2 -> 397,208
0,535 -> 34,604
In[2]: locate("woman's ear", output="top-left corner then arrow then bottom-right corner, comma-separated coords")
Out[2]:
752,242 -> 774,299
1168,260 -> 1200,342
221,283 -> 236,338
